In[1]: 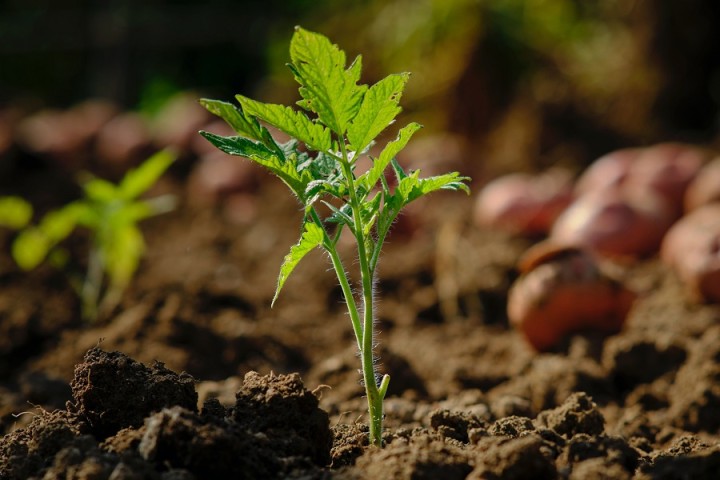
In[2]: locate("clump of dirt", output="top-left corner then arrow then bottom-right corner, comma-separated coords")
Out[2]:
4,344 -> 720,478
68,348 -> 198,439
0,348 -> 333,479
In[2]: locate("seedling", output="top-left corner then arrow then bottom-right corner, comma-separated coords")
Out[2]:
200,27 -> 469,446
11,150 -> 176,320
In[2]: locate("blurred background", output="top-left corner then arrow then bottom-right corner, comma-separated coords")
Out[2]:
1,0 -> 719,184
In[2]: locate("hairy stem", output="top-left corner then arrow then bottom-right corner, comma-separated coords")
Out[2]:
338,142 -> 386,447
311,208 -> 363,352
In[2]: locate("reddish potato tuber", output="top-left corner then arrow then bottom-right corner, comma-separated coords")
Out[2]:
627,143 -> 706,214
550,188 -> 674,259
15,100 -> 117,167
474,168 -> 573,236
187,151 -> 259,207
95,112 -> 152,168
575,147 -> 642,195
576,143 -> 707,217
660,204 -> 720,303
684,157 -> 720,212
152,93 -> 211,152
508,241 -> 636,351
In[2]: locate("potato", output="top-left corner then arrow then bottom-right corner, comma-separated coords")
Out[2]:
627,143 -> 706,214
576,143 -> 706,217
550,188 -> 674,259
508,241 -> 635,351
575,147 -> 642,195
660,204 -> 720,303
684,157 -> 720,212
186,151 -> 259,207
474,169 -> 573,236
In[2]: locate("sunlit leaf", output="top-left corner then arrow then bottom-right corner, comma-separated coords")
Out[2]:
102,224 -> 144,288
83,178 -> 118,203
397,171 -> 471,204
347,73 -> 410,154
199,98 -> 264,141
236,95 -> 332,152
200,131 -> 313,200
12,228 -> 50,270
288,26 -> 367,135
118,149 -> 176,200
0,196 -> 33,229
358,122 -> 422,193
272,221 -> 324,307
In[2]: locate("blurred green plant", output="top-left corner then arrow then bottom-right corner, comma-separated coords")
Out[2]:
11,150 -> 176,321
0,196 -> 33,229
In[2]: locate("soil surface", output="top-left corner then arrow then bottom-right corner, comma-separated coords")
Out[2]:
2,148 -> 720,479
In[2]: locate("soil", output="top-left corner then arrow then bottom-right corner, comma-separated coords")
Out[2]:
2,154 -> 720,479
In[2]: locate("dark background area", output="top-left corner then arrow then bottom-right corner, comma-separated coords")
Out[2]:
1,0 -> 719,174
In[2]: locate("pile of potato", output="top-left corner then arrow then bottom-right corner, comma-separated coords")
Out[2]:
475,143 -> 720,350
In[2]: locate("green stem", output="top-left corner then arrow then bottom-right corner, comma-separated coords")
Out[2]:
81,245 -> 103,321
311,208 -> 363,352
338,142 -> 386,447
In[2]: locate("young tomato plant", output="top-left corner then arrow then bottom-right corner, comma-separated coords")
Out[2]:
11,150 -> 176,321
200,27 -> 469,447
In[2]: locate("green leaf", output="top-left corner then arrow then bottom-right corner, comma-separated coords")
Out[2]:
358,122 -> 422,192
0,196 -> 33,229
39,204 -> 84,242
236,95 -> 332,152
199,98 -> 264,141
304,180 -> 346,205
288,27 -> 366,134
347,73 -> 410,154
83,178 -> 118,203
398,171 -> 471,204
273,221 -> 324,306
12,227 -> 50,270
303,151 -> 341,180
322,201 -> 354,227
12,202 -> 91,270
118,149 -> 176,200
200,132 -> 312,200
102,224 -> 144,288
201,99 -> 285,158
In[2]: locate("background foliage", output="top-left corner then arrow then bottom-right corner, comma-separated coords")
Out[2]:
1,0 -> 719,171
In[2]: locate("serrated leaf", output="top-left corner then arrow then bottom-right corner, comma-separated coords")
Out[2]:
305,152 -> 341,179
200,131 -> 313,200
118,149 -> 176,200
322,201 -> 354,227
0,196 -> 33,229
358,122 -> 422,192
199,98 -> 264,141
201,99 -> 285,158
289,27 -> 366,134
398,171 -> 471,204
305,180 -> 346,205
273,221 -> 324,306
347,73 -> 409,154
236,95 -> 331,152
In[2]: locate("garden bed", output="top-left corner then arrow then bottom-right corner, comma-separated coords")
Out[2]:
1,162 -> 720,478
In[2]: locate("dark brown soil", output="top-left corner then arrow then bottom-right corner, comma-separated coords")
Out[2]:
2,156 -> 720,479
